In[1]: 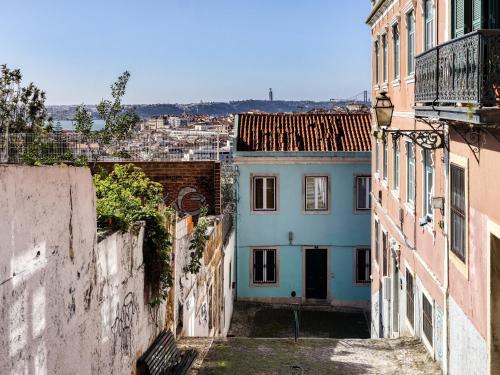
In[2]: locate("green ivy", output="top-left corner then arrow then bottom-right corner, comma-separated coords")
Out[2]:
184,206 -> 209,274
93,164 -> 173,306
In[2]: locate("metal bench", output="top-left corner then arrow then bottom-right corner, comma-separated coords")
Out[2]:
138,329 -> 197,375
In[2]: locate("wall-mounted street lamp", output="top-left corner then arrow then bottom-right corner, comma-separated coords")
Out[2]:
373,92 -> 446,150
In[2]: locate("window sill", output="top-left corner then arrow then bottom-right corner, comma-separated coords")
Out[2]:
405,75 -> 415,84
251,210 -> 279,215
353,281 -> 371,287
381,179 -> 388,189
381,83 -> 389,91
392,78 -> 401,87
391,189 -> 400,201
404,202 -> 415,217
374,84 -> 380,91
250,282 -> 279,288
303,210 -> 330,215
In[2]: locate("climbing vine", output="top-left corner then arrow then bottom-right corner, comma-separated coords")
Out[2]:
184,206 -> 209,274
93,164 -> 173,306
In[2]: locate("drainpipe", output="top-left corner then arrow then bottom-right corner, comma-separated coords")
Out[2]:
443,124 -> 450,375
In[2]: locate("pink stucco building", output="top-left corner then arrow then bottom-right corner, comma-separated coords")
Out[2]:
367,1 -> 500,374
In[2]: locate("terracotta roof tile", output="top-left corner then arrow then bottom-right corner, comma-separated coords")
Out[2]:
237,112 -> 372,152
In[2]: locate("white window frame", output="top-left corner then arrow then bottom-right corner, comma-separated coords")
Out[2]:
355,175 -> 371,211
251,175 -> 278,212
393,138 -> 400,193
392,23 -> 400,80
424,0 -> 436,51
383,140 -> 388,181
353,248 -> 371,285
374,39 -> 380,85
303,175 -> 329,213
251,248 -> 279,286
406,141 -> 415,206
406,10 -> 416,77
382,33 -> 388,84
422,149 -> 434,221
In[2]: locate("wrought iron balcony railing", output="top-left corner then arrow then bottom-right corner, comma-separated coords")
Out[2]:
415,30 -> 500,107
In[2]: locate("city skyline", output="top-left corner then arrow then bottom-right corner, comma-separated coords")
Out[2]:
0,0 -> 371,105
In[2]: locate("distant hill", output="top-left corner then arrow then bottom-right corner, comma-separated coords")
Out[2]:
47,100 -> 368,120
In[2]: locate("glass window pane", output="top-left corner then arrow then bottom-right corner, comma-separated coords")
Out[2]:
316,177 -> 327,209
254,178 -> 263,209
254,250 -> 264,282
266,250 -> 276,282
357,177 -> 368,209
266,178 -> 275,209
357,249 -> 366,282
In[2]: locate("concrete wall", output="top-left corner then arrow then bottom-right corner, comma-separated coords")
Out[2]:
0,165 -> 167,375
236,154 -> 371,305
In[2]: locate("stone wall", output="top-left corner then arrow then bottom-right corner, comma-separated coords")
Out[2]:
0,165 -> 166,374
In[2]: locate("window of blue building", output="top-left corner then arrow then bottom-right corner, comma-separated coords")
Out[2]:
355,248 -> 371,283
356,176 -> 371,210
252,248 -> 277,284
252,176 -> 276,211
305,176 -> 328,211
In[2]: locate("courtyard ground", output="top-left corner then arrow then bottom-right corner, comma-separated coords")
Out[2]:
181,302 -> 442,375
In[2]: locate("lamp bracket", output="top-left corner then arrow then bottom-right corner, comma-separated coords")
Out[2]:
381,117 -> 447,150
385,129 -> 446,150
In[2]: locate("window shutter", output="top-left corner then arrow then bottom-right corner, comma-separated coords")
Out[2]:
305,178 -> 315,209
455,0 -> 466,37
472,0 -> 482,31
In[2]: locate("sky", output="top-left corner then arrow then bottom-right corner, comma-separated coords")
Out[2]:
0,0 -> 372,105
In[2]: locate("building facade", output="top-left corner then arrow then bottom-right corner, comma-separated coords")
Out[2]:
234,113 -> 372,307
367,1 -> 500,374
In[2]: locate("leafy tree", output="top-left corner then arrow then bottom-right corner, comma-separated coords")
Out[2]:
96,71 -> 139,142
73,104 -> 94,137
0,64 -> 51,134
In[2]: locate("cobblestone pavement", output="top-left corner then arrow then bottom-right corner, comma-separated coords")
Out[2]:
182,302 -> 441,375
194,337 -> 442,375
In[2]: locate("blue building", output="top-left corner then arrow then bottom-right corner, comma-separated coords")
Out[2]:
234,113 -> 372,307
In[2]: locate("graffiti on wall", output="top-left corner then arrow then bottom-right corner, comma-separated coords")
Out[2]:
111,292 -> 139,356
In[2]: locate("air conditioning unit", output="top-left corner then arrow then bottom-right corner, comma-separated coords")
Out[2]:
383,276 -> 391,301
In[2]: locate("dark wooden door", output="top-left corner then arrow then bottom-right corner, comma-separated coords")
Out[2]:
305,249 -> 328,299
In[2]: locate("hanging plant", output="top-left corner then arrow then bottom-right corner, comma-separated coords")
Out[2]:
184,206 -> 209,274
93,164 -> 173,306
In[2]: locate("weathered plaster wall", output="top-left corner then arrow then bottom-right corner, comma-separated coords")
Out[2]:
0,165 -> 166,374
174,215 -> 229,338
222,230 -> 235,336
449,297 -> 487,375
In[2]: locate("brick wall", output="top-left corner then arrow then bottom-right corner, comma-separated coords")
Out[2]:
94,161 -> 221,215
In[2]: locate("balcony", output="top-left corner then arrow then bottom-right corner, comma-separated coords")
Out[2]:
414,30 -> 500,124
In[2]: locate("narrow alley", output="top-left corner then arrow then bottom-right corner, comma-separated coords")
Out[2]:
183,302 -> 442,374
